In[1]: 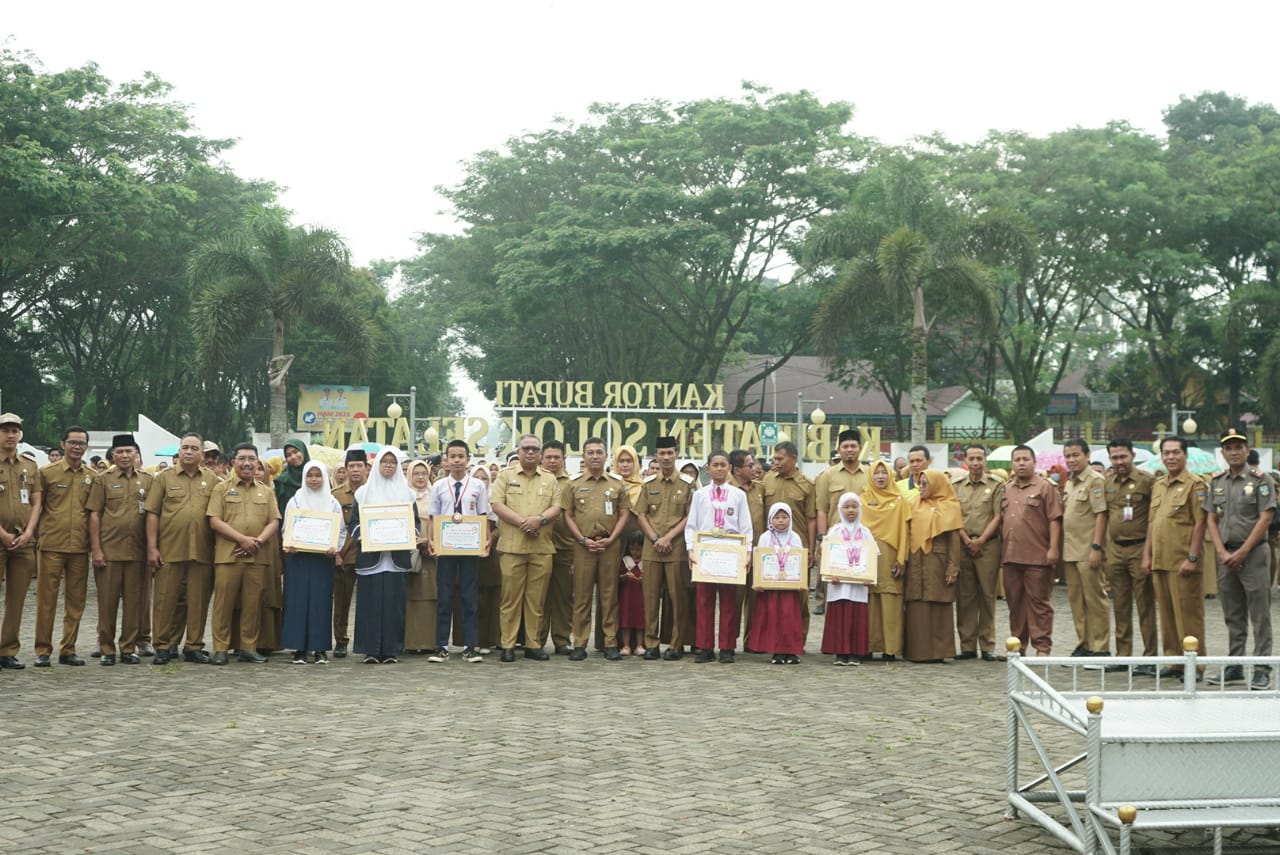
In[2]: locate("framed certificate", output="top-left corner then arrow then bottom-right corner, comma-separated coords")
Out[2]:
820,537 -> 877,585
283,508 -> 341,553
691,533 -> 748,585
358,503 -> 416,552
433,515 -> 489,556
754,546 -> 809,590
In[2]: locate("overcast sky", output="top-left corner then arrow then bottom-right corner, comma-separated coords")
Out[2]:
8,2 -> 1279,420
9,1 -> 1278,268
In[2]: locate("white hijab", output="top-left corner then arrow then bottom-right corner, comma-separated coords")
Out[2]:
834,492 -> 873,544
760,501 -> 801,549
291,461 -> 340,513
354,446 -> 414,506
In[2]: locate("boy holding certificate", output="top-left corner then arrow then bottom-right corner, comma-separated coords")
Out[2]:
684,451 -> 753,663
425,440 -> 490,664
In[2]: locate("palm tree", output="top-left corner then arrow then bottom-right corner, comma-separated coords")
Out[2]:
189,207 -> 373,447
807,156 -> 996,443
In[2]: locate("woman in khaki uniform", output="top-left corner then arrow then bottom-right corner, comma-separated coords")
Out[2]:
404,459 -> 437,653
903,469 -> 962,663
861,460 -> 908,661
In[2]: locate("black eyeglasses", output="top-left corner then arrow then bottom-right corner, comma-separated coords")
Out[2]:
64,440 -> 88,447
520,446 -> 541,453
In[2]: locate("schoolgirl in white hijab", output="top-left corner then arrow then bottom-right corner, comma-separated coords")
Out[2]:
820,492 -> 878,665
750,502 -> 806,664
351,446 -> 417,664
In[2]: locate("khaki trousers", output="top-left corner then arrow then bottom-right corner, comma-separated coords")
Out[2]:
212,563 -> 265,652
35,551 -> 89,657
955,539 -> 1000,654
1152,567 -> 1206,658
153,562 -> 213,651
1107,542 -> 1157,656
1064,558 -> 1111,653
95,559 -> 146,655
538,549 -> 573,648
1004,562 -> 1055,655
571,540 -> 621,649
332,563 -> 357,645
498,552 -> 552,650
643,559 -> 685,650
0,547 -> 35,656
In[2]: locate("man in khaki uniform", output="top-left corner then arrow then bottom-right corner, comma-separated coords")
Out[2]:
1104,438 -> 1158,673
561,437 -> 631,661
490,434 -> 562,662
1061,438 -> 1111,658
34,425 -> 96,667
1001,445 -> 1064,655
637,436 -> 694,660
952,444 -> 1003,660
538,440 -> 574,654
330,447 -> 366,658
1143,435 -> 1208,676
206,443 -> 280,665
0,412 -> 42,670
87,434 -> 153,665
812,429 -> 868,615
730,449 -> 766,644
146,432 -> 217,665
764,441 -> 817,633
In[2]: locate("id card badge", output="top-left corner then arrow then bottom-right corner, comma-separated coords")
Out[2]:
19,489 -> 29,505
138,500 -> 146,515
604,500 -> 613,516
1123,506 -> 1133,522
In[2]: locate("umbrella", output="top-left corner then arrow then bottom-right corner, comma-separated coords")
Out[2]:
1090,446 -> 1153,466
1140,446 -> 1218,476
155,444 -> 179,457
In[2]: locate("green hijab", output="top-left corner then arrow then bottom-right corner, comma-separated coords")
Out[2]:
274,438 -> 310,512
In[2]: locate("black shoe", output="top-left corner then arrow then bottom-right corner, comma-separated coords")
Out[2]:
0,655 -> 25,670
1070,644 -> 1088,657
524,647 -> 549,661
604,647 -> 621,661
90,649 -> 102,659
167,646 -> 180,659
58,654 -> 86,666
238,651 -> 267,664
1131,664 -> 1157,677
334,642 -> 348,659
956,651 -> 978,660
770,654 -> 783,664
291,651 -> 308,665
152,650 -> 171,665
719,649 -> 735,664
694,649 -> 715,663
882,654 -> 897,662
787,654 -> 801,664
499,648 -> 515,663
211,651 -> 229,666
183,649 -> 212,664
662,648 -> 683,661
33,654 -> 51,667
554,645 -> 572,656
981,651 -> 1000,662
1104,663 -> 1128,673
1207,665 -> 1246,686
1158,666 -> 1183,679
100,654 -> 116,666
120,653 -> 141,665
568,647 -> 587,661
812,605 -> 825,615
643,647 -> 661,661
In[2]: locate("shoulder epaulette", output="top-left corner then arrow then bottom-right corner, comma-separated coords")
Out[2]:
642,474 -> 658,484
679,473 -> 695,484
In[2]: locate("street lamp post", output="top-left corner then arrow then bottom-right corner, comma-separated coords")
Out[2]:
796,393 -> 830,464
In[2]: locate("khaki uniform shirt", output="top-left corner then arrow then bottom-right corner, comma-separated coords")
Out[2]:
1061,469 -> 1107,562
145,465 -> 216,564
639,472 -> 694,562
999,474 -> 1063,566
813,463 -> 868,527
332,482 -> 358,564
735,479 -> 767,548
1104,469 -> 1154,543
762,469 -> 817,547
87,467 -> 153,561
491,466 -> 561,555
206,476 -> 280,566
1208,468 -> 1277,548
37,460 -> 96,553
560,471 -> 631,540
0,453 -> 40,536
550,471 -> 576,553
952,472 -> 1003,537
1149,470 -> 1207,572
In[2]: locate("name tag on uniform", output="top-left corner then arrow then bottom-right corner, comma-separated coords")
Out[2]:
604,500 -> 613,515
110,484 -> 123,490
1123,506 -> 1133,522
19,489 -> 29,505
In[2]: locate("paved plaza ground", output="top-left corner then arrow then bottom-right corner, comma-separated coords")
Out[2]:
2,581 -> 1278,854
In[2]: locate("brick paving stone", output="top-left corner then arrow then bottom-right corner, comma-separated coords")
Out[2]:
1,581 -> 1274,852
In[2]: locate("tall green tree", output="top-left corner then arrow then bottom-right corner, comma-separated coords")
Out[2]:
189,207 -> 374,446
399,85 -> 863,401
807,154 -> 996,443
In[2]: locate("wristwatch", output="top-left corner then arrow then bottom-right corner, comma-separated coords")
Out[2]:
1187,553 -> 1200,563
1090,543 -> 1102,552
650,534 -> 659,544
538,515 -> 548,526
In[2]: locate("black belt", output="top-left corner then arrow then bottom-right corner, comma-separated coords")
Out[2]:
1112,538 -> 1144,547
1226,543 -> 1244,551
